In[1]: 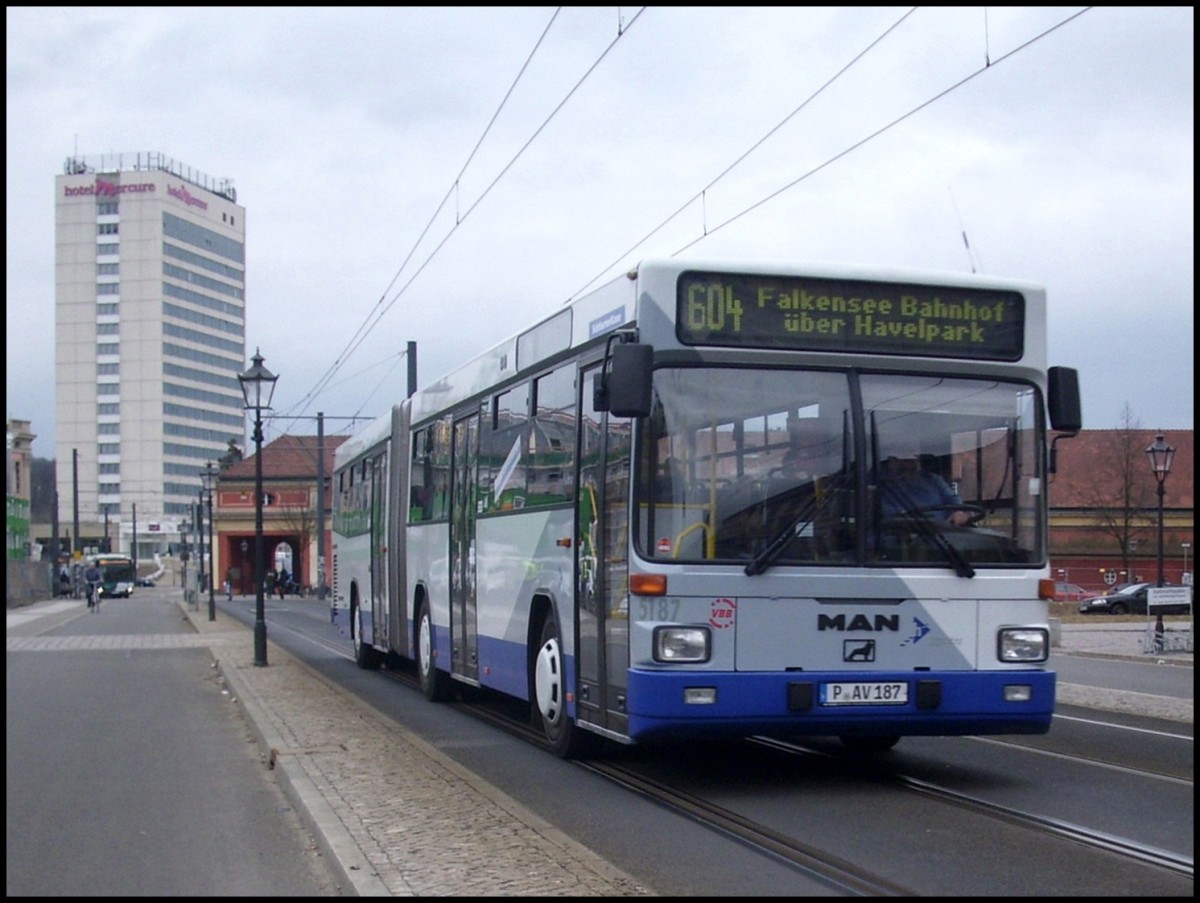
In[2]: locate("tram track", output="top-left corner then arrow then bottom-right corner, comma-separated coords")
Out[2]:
441,689 -> 918,895
451,689 -> 1194,888
265,611 -> 1192,891
974,732 -> 1195,785
749,737 -> 1194,879
338,652 -> 915,892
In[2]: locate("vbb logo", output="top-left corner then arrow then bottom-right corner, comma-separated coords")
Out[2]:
709,597 -> 735,629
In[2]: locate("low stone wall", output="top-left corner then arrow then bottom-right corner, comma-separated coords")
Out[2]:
6,560 -> 54,609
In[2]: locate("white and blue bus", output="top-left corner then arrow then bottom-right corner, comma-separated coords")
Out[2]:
332,258 -> 1081,757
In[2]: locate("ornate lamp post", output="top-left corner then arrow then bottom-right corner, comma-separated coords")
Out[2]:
239,350 -> 278,667
201,461 -> 218,622
196,493 -> 205,607
179,520 -> 191,605
1145,433 -> 1175,589
1145,433 -> 1175,651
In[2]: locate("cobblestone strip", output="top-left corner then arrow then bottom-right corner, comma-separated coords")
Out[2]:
220,648 -> 653,897
1056,682 -> 1194,722
7,633 -> 239,652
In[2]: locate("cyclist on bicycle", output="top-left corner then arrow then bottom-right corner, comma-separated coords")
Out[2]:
84,562 -> 103,611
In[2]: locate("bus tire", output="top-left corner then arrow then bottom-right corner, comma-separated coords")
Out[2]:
353,601 -> 383,670
417,603 -> 453,701
839,734 -> 900,754
534,611 -> 593,759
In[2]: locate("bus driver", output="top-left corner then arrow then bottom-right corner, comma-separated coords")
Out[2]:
878,444 -> 970,526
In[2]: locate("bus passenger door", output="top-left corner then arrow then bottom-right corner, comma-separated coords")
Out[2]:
450,413 -> 480,682
369,451 -> 388,650
575,364 -> 631,737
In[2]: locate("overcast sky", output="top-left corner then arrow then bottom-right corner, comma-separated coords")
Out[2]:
6,6 -> 1194,459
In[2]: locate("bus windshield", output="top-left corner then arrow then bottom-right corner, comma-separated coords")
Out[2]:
636,367 -> 1042,570
98,558 -> 137,583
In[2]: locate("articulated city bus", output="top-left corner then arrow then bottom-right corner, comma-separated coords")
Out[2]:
333,258 -> 1081,757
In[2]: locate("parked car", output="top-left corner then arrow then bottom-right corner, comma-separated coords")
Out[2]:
1078,581 -> 1191,615
1054,582 -> 1094,602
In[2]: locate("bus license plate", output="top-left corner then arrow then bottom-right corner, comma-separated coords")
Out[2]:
820,681 -> 908,706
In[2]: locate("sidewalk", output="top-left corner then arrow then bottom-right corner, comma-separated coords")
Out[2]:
1053,620 -> 1193,723
180,600 -> 653,897
1054,619 -> 1195,660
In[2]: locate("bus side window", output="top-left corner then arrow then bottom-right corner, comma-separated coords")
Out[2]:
411,429 -> 433,522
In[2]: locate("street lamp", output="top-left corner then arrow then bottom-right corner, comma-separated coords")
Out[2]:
1145,433 -> 1175,589
196,495 -> 205,609
1145,433 -> 1175,652
201,461 -> 218,622
179,520 -> 191,605
239,349 -> 278,667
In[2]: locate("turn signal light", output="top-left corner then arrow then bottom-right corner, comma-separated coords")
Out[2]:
630,573 -> 667,596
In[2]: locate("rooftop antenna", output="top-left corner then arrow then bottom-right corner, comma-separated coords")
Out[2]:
948,186 -> 978,274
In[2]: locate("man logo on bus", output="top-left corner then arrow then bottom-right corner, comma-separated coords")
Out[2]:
709,597 -> 735,629
900,616 -> 931,647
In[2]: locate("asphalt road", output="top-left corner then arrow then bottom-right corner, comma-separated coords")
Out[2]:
6,596 -> 348,897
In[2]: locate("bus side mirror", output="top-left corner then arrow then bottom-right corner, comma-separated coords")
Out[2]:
596,342 -> 653,417
1047,366 -> 1081,433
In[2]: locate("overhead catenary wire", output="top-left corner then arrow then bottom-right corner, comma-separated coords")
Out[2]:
570,6 -> 920,301
284,8 -> 646,427
271,348 -> 410,439
282,6 -> 1091,435
665,7 -> 1092,258
282,8 -> 565,420
338,6 -> 649,359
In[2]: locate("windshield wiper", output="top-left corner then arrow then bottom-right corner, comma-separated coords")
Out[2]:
744,468 -> 859,573
877,483 -> 975,578
744,497 -> 819,576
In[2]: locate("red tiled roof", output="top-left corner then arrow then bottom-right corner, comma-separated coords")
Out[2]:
220,434 -> 349,482
1049,429 -> 1193,509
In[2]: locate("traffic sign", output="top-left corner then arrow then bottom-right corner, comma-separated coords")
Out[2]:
1148,585 -> 1192,608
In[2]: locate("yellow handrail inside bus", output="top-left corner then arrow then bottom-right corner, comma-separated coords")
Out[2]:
673,519 -> 713,559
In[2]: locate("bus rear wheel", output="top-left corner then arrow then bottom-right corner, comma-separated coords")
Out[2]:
353,602 -> 383,670
417,603 -> 453,701
533,612 -> 593,759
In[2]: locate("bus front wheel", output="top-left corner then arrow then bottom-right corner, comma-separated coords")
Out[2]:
533,612 -> 592,759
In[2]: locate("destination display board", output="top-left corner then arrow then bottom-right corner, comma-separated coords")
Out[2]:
676,271 -> 1025,361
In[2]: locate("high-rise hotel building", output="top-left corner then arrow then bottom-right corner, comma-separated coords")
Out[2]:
55,152 -> 246,559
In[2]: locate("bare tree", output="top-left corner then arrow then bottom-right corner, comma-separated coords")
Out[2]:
1078,404 -> 1157,579
275,490 -> 317,589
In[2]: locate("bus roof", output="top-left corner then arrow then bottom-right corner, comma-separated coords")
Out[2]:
337,258 -> 1047,461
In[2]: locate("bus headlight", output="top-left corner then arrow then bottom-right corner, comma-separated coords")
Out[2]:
998,627 -> 1049,663
654,626 -> 711,663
